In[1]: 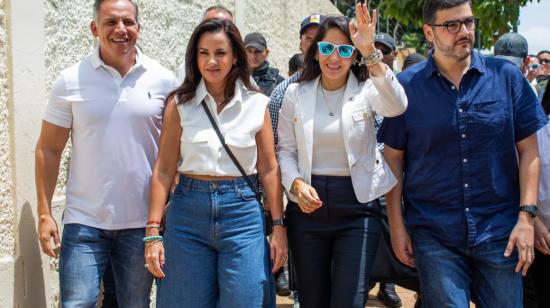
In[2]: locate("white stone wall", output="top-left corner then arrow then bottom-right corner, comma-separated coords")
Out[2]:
0,0 -> 16,306
3,0 -> 340,306
0,0 -> 15,257
240,0 -> 341,76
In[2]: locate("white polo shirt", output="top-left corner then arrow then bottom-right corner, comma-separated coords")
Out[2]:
176,79 -> 268,176
44,47 -> 178,230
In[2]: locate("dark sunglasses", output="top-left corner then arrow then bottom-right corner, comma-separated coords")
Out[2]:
541,58 -> 550,65
430,17 -> 479,34
317,42 -> 356,59
377,47 -> 393,55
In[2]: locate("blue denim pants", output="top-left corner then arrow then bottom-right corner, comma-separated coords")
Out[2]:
286,175 -> 381,308
59,224 -> 153,308
412,232 -> 522,308
157,175 -> 274,308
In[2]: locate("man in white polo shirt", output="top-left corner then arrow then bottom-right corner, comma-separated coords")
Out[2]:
34,0 -> 177,306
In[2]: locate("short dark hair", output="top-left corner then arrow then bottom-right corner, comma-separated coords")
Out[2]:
299,16 -> 368,84
172,18 -> 256,105
288,53 -> 304,76
423,0 -> 472,24
93,0 -> 139,23
538,50 -> 550,57
204,5 -> 233,18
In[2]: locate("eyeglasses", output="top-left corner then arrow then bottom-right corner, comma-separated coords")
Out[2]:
377,47 -> 393,55
317,42 -> 356,59
430,17 -> 479,34
529,63 -> 541,70
541,58 -> 550,65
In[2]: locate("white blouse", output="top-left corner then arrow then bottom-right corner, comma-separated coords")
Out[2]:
176,79 -> 268,176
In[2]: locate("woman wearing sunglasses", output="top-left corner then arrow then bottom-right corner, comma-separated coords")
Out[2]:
277,4 -> 407,308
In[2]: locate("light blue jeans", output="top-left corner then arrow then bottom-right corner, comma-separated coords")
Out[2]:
156,175 -> 274,308
413,232 -> 522,308
59,224 -> 153,308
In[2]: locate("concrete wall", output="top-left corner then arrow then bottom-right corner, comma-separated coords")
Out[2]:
1,0 -> 340,307
0,0 -> 17,305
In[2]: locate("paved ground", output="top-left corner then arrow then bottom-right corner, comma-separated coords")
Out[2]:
276,284 -> 418,307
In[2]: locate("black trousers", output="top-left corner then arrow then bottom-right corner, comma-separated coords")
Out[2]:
532,249 -> 550,307
286,175 -> 381,308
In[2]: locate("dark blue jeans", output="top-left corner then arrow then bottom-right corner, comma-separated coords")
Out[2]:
286,175 -> 381,308
101,261 -> 118,308
59,224 -> 153,308
412,232 -> 522,308
157,175 -> 274,308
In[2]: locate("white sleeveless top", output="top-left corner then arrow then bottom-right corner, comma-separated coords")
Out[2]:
176,79 -> 268,176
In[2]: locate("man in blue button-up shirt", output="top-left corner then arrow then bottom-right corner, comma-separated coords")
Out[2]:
377,0 -> 548,307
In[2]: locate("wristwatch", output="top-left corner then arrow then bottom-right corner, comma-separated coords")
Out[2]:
519,205 -> 538,218
272,217 -> 286,227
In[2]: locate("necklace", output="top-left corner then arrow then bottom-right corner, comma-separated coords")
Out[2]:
321,86 -> 337,117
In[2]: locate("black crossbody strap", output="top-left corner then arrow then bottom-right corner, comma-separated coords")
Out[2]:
200,100 -> 262,201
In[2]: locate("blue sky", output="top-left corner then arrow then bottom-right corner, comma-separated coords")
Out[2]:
518,0 -> 550,54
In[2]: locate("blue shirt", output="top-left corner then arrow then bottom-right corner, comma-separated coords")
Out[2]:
377,50 -> 548,248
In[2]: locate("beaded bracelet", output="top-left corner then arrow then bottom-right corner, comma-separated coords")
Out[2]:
143,235 -> 163,242
145,240 -> 163,247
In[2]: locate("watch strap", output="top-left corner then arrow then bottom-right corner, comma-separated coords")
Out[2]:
519,205 -> 537,217
272,217 -> 285,227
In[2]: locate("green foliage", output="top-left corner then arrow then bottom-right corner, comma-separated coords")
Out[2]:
333,0 -> 539,51
377,0 -> 538,49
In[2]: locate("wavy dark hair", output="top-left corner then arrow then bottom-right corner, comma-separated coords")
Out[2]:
298,16 -> 368,84
171,18 -> 256,105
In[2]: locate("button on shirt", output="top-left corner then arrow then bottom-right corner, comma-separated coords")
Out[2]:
44,47 -> 178,229
377,50 -> 548,248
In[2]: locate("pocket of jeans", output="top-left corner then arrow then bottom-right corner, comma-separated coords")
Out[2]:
171,182 -> 188,199
63,224 -> 102,242
238,186 -> 257,201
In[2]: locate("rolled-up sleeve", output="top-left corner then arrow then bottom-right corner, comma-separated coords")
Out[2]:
276,86 -> 302,197
44,75 -> 72,128
369,68 -> 408,117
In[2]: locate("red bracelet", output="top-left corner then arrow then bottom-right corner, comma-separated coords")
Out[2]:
147,220 -> 161,225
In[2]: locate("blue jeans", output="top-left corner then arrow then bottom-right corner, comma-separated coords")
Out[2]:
101,261 -> 118,308
412,232 -> 522,308
286,175 -> 381,308
157,175 -> 274,308
59,224 -> 153,308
